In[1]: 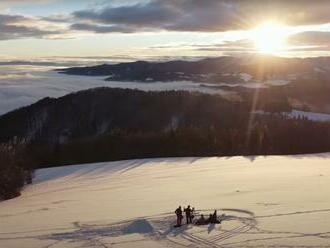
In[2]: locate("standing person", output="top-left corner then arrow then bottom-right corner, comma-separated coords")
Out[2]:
184,205 -> 193,224
213,210 -> 218,221
207,214 -> 213,224
175,206 -> 183,227
191,207 -> 195,221
210,210 -> 220,224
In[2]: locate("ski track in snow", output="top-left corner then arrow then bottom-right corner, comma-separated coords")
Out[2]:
1,154 -> 330,247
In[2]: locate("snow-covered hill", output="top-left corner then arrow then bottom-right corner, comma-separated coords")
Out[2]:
1,154 -> 330,247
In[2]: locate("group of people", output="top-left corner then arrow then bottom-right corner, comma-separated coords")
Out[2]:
174,206 -> 222,227
174,205 -> 194,226
195,210 -> 221,225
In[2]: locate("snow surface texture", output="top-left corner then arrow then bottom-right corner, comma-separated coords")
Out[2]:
1,154 -> 330,247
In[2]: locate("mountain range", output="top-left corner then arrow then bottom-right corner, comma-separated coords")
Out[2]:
58,55 -> 330,83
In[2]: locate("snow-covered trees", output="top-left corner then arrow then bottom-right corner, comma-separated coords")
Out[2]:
0,144 -> 34,200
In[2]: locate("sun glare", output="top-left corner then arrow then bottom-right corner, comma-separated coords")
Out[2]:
251,21 -> 289,54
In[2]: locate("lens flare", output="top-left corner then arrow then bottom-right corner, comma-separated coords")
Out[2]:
251,21 -> 289,54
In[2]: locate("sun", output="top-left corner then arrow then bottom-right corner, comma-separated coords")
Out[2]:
251,21 -> 288,54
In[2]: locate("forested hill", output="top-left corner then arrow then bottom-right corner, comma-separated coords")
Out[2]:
0,88 -> 246,143
0,87 -> 329,168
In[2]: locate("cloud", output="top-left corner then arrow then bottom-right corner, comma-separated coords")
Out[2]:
286,31 -> 330,51
2,0 -> 330,42
288,31 -> 330,46
42,14 -> 73,23
0,0 -> 55,10
194,40 -> 255,51
0,14 -> 67,40
150,39 -> 256,53
171,32 -> 330,54
71,0 -> 241,32
70,23 -> 135,33
69,0 -> 330,33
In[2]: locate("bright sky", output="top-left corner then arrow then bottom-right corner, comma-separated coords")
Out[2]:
1,0 -> 330,59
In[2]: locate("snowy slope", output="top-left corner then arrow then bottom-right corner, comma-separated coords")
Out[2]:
287,110 -> 330,122
1,154 -> 330,247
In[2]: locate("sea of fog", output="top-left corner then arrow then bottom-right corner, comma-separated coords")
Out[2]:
0,63 -> 234,115
1,61 -> 328,123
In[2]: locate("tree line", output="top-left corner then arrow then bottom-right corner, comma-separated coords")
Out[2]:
0,88 -> 330,199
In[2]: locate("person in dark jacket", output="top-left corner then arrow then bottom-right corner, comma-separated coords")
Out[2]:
184,205 -> 193,224
207,214 -> 213,224
195,214 -> 207,225
209,210 -> 220,224
175,206 -> 183,226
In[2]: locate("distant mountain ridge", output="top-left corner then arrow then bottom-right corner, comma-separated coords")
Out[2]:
58,56 -> 330,83
57,55 -> 330,114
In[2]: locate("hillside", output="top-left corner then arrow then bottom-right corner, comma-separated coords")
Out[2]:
1,154 -> 330,247
0,87 -> 330,168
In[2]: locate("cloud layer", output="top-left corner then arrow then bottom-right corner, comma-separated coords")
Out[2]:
1,0 -> 330,55
0,14 -> 63,40
70,0 -> 330,33
289,32 -> 330,46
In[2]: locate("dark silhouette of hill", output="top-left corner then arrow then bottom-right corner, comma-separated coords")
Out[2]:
0,87 -> 329,168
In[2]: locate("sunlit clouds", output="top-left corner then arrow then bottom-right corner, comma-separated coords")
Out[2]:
1,0 -> 330,58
